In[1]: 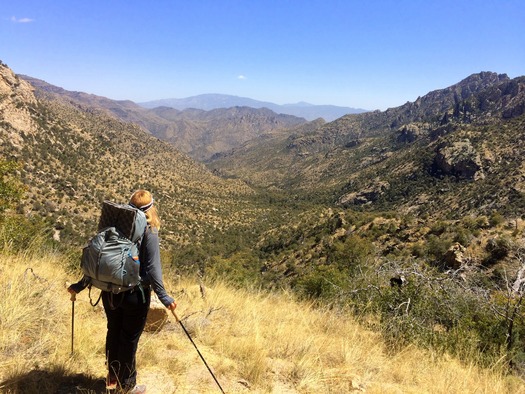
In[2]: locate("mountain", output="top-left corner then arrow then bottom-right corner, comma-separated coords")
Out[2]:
146,105 -> 308,161
20,76 -> 311,161
210,72 -> 525,219
2,64 -> 264,246
139,93 -> 367,121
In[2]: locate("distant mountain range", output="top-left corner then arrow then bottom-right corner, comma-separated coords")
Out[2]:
20,76 -> 312,162
210,71 -> 525,219
139,94 -> 368,121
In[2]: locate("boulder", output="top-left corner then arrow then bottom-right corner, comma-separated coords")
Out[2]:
432,139 -> 484,180
339,181 -> 389,206
397,123 -> 424,143
444,242 -> 467,269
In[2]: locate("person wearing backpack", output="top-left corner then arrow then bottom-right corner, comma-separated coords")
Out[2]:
68,190 -> 177,394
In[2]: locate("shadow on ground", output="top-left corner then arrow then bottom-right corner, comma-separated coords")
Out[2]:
0,368 -> 107,394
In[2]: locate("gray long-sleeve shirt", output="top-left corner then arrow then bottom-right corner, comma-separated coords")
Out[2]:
139,227 -> 175,307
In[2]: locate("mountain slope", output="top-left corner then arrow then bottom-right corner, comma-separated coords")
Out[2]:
5,64 -> 525,380
2,64 -> 265,246
210,72 -> 525,219
148,105 -> 308,161
139,93 -> 367,121
3,252 -> 523,394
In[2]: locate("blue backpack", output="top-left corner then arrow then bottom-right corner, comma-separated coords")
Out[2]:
81,201 -> 147,294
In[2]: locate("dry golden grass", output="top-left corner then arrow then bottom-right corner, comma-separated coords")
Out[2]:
0,251 -> 524,393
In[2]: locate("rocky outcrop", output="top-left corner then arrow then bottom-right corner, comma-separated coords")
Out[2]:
339,181 -> 390,206
444,243 -> 468,269
431,140 -> 484,180
0,62 -> 37,148
397,123 -> 427,143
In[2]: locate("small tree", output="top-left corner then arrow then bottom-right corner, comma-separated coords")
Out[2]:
488,246 -> 525,369
0,160 -> 25,214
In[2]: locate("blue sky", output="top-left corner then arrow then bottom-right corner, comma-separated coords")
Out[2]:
2,0 -> 524,110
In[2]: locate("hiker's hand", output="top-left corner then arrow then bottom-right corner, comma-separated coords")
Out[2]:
167,301 -> 177,311
67,287 -> 77,301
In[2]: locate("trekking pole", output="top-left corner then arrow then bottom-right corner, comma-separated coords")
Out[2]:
171,310 -> 225,393
70,292 -> 76,356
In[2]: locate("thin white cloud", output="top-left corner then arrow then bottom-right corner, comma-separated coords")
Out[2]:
11,16 -> 35,23
237,75 -> 247,80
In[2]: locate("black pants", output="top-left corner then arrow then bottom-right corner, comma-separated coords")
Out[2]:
102,288 -> 151,389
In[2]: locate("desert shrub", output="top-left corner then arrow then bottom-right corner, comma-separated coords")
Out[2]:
330,235 -> 374,272
295,264 -> 347,300
170,244 -> 209,277
484,236 -> 512,266
0,214 -> 51,254
453,227 -> 474,246
426,234 -> 453,262
428,220 -> 449,236
207,251 -> 261,285
378,269 -> 507,364
489,211 -> 505,227
0,160 -> 25,213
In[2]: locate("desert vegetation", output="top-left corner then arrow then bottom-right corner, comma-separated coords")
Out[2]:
2,63 -> 525,391
1,239 -> 525,393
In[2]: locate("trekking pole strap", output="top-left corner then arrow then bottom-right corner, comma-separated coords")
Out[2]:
88,286 -> 102,307
171,310 -> 225,394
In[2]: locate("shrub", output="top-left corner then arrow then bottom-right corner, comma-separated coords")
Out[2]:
295,264 -> 347,300
426,234 -> 453,262
0,160 -> 25,213
489,211 -> 505,227
484,237 -> 512,266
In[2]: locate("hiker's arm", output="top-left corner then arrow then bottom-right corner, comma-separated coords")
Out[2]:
68,276 -> 89,294
142,230 -> 176,308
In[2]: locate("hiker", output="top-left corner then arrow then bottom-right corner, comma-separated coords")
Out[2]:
68,190 -> 177,394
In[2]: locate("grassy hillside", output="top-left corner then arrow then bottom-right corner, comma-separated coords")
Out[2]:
1,250 -> 524,393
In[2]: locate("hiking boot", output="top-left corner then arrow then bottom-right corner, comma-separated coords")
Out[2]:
106,374 -> 118,390
126,384 -> 146,394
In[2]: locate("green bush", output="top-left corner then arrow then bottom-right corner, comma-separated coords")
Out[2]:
0,160 -> 25,213
295,264 -> 347,300
426,234 -> 453,262
330,235 -> 374,273
484,237 -> 512,266
489,211 -> 505,227
0,214 -> 51,254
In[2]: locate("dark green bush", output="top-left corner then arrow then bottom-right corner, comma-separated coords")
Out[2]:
484,237 -> 512,266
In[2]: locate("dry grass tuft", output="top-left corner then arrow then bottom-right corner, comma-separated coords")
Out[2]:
0,252 -> 524,393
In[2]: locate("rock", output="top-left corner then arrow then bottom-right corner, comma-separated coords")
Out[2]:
390,275 -> 406,287
339,181 -> 389,206
444,242 -> 467,269
145,293 -> 169,332
432,139 -> 484,180
397,123 -> 424,143
0,64 -> 37,137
